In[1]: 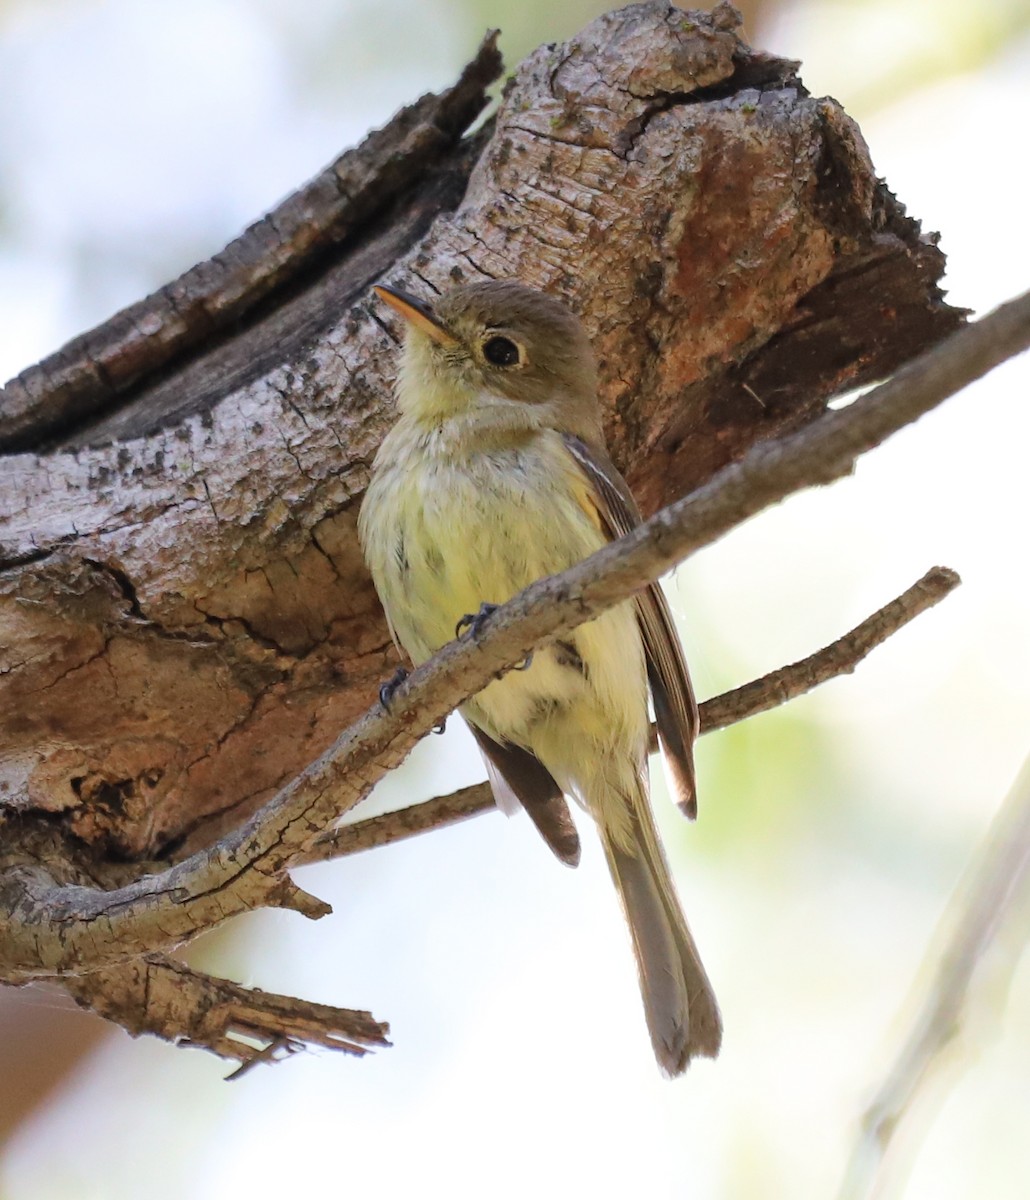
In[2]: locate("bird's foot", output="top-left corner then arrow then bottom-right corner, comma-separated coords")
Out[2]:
456,601 -> 532,674
455,602 -> 498,640
378,665 -> 409,711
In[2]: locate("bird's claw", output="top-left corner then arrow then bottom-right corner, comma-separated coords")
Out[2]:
455,602 -> 531,674
378,665 -> 409,710
455,602 -> 498,640
432,716 -> 448,734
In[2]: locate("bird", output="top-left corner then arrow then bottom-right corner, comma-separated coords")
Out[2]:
358,278 -> 722,1074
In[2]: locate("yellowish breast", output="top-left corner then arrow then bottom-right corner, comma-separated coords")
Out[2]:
360,417 -> 605,663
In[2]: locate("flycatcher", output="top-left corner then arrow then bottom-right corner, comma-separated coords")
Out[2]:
358,279 -> 722,1074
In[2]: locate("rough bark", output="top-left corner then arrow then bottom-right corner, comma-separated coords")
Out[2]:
62,954 -> 390,1066
0,2 -> 975,1056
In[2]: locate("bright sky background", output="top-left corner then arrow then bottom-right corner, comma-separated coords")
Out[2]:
1,2 -> 1028,1198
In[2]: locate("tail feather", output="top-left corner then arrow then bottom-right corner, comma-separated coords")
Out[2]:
600,780 -> 721,1074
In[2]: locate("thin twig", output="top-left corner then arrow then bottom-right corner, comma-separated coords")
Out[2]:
698,565 -> 960,733
308,783 -> 497,862
837,755 -> 1030,1200
304,567 -> 960,865
1,290 -> 1026,982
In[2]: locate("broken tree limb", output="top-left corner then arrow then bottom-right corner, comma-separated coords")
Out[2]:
61,953 -> 391,1067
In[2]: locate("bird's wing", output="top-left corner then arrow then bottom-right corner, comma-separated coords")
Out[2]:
562,433 -> 699,818
467,723 -> 581,866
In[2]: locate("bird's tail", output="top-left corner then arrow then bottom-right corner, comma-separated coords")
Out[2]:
598,773 -> 722,1075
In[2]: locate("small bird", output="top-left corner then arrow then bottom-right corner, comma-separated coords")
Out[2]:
358,279 -> 722,1073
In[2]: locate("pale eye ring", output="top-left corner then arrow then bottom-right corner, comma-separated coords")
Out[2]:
482,335 -> 522,367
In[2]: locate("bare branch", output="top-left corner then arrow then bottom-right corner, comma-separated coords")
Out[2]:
62,953 -> 390,1066
303,567 -> 961,864
309,782 -> 498,862
0,290 -> 1023,984
838,755 -> 1030,1200
698,565 -> 961,733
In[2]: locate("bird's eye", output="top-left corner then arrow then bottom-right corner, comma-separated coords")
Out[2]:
482,336 -> 522,367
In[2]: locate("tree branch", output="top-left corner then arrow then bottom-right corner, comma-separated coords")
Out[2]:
2,283 -> 1023,983
61,953 -> 390,1067
837,755 -> 1030,1200
305,566 -> 961,864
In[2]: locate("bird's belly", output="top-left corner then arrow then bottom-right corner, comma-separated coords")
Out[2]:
465,602 -> 646,756
381,445 -> 604,658
363,433 -> 648,763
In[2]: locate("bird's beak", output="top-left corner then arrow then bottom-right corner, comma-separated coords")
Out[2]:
373,284 -> 458,347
